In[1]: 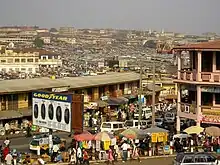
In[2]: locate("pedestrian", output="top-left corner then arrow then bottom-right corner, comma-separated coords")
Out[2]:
3,147 -> 9,161
83,149 -> 89,165
132,145 -> 141,162
52,144 -> 59,162
4,137 -> 10,147
76,146 -> 83,165
5,152 -> 12,165
26,124 -> 31,137
70,148 -> 76,165
107,146 -> 114,165
121,141 -> 128,162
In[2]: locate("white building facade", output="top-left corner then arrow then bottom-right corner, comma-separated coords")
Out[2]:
0,49 -> 39,73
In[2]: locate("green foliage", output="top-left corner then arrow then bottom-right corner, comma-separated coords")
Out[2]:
34,37 -> 44,48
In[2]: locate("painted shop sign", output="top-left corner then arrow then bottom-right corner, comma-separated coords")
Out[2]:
201,115 -> 220,124
201,87 -> 220,93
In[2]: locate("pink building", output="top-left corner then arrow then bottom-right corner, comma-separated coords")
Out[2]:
173,40 -> 220,132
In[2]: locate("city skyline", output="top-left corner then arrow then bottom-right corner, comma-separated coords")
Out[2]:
1,0 -> 220,34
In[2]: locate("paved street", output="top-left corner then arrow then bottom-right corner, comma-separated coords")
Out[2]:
92,157 -> 174,165
110,157 -> 174,165
8,132 -> 72,152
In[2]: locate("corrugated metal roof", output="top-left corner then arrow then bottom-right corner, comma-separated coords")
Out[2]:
0,72 -> 140,94
173,40 -> 220,50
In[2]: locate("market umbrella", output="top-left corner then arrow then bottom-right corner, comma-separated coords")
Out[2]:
114,129 -> 126,136
74,131 -> 95,141
94,132 -> 111,141
121,128 -> 147,139
183,126 -> 204,135
144,126 -> 169,134
205,126 -> 220,137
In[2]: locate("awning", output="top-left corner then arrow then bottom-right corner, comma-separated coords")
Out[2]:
123,94 -> 137,99
107,97 -> 129,106
19,109 -> 32,117
0,111 -> 23,120
95,100 -> 108,108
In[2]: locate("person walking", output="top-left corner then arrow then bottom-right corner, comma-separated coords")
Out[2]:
121,141 -> 128,163
132,144 -> 141,162
107,146 -> 114,165
76,146 -> 83,165
83,149 -> 89,165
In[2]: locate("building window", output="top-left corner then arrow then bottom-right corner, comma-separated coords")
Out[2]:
15,59 -> 20,63
28,68 -> 32,72
215,93 -> 220,104
7,58 -> 13,63
21,68 -> 26,71
27,58 -> 33,62
15,68 -> 19,72
216,52 -> 220,70
21,59 -> 26,63
0,60 -> 6,63
42,56 -> 47,60
35,58 -> 39,62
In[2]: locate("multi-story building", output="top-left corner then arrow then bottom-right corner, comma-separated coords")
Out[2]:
38,49 -> 62,68
0,48 -> 62,73
0,48 -> 39,73
173,40 -> 220,132
59,27 -> 77,35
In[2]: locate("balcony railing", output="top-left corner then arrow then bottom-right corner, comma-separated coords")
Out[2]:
178,70 -> 220,83
177,102 -> 197,120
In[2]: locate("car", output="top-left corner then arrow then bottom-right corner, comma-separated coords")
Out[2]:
164,112 -> 175,123
100,122 -> 125,133
29,134 -> 65,153
155,118 -> 164,127
173,152 -> 218,165
134,107 -> 152,119
124,120 -> 148,129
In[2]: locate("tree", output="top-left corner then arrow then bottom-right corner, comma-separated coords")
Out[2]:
34,37 -> 44,48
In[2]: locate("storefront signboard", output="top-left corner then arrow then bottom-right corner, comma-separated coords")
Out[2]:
151,133 -> 158,143
201,87 -> 220,93
201,115 -> 220,124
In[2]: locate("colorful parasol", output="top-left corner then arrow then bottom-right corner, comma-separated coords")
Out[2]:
94,132 -> 111,141
74,131 -> 94,141
205,126 -> 220,137
121,128 -> 147,139
184,126 -> 204,135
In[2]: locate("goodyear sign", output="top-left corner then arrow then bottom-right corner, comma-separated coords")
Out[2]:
32,91 -> 72,102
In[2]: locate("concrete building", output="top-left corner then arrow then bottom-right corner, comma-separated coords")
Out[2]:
173,40 -> 220,132
0,72 -> 139,122
38,49 -> 62,68
0,48 -> 62,73
59,27 -> 77,35
0,48 -> 39,73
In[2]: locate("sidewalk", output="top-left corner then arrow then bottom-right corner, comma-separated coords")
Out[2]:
47,155 -> 176,165
0,132 -> 41,140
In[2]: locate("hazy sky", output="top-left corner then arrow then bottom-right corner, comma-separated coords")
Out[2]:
1,0 -> 220,34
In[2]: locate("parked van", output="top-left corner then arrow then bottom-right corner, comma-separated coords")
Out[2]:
100,122 -> 125,133
124,120 -> 148,129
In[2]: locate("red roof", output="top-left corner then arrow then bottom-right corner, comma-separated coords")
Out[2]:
173,40 -> 220,50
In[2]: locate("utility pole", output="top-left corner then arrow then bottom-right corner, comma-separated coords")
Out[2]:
151,55 -> 156,127
138,61 -> 143,129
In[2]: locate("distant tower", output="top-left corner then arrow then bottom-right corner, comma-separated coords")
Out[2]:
161,29 -> 164,34
149,29 -> 152,35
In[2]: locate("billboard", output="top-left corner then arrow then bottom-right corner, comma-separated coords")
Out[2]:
32,91 -> 83,133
